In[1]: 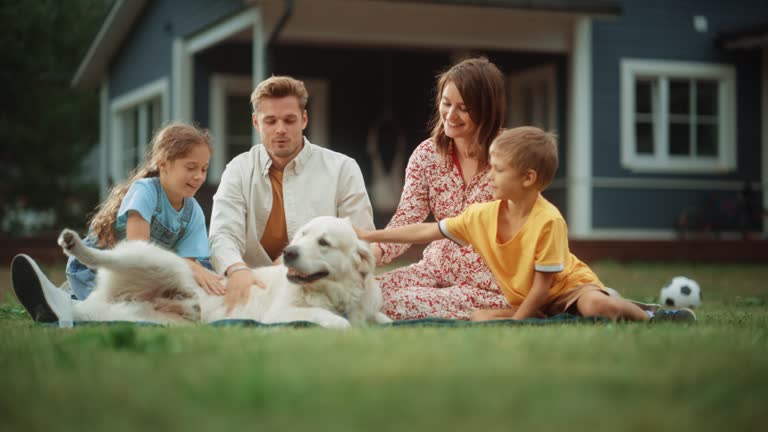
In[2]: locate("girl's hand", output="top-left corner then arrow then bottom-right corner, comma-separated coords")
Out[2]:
188,260 -> 225,295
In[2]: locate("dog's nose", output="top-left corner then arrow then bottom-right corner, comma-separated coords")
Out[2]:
283,246 -> 299,263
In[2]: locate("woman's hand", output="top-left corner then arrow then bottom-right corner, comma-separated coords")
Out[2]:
187,260 -> 225,295
370,243 -> 384,265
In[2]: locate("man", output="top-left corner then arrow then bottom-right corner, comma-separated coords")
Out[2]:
209,75 -> 375,309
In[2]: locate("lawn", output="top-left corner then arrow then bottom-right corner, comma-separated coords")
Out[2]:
1,260 -> 767,432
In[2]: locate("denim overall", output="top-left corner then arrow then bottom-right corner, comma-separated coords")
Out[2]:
65,177 -> 194,300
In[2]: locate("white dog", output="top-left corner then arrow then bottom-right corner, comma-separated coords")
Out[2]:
57,216 -> 391,328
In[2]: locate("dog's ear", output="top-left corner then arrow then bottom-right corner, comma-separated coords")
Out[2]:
355,239 -> 376,276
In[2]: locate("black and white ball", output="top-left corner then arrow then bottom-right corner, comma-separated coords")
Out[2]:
659,276 -> 702,308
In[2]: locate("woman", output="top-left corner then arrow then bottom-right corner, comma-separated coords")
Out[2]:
372,57 -> 507,320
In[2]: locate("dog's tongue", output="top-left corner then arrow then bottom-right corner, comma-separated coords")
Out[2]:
287,268 -> 309,278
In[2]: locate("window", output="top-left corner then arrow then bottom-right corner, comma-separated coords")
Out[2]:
621,59 -> 736,173
110,79 -> 169,181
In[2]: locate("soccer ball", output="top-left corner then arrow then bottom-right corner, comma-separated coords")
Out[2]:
659,276 -> 702,308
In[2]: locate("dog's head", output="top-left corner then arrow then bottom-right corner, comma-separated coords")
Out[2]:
282,216 -> 375,286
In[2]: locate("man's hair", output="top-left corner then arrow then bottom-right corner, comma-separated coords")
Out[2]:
490,126 -> 558,190
251,76 -> 309,112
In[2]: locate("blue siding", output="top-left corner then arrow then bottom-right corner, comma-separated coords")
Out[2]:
590,0 -> 768,230
109,0 -> 243,101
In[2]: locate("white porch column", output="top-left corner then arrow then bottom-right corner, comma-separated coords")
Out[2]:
567,17 -> 593,238
252,11 -> 265,147
172,8 -> 263,126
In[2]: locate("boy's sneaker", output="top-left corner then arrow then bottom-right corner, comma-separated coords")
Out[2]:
650,308 -> 697,323
11,254 -> 73,323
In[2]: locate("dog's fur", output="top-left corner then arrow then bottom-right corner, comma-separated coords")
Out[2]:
58,216 -> 391,328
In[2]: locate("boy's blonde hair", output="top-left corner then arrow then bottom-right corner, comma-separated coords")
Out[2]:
490,126 -> 558,190
250,76 -> 309,112
88,122 -> 212,248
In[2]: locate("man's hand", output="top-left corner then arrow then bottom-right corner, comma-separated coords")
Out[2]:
223,269 -> 265,314
187,260 -> 225,295
224,270 -> 251,313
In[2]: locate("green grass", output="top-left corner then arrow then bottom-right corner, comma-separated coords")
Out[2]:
1,260 -> 767,432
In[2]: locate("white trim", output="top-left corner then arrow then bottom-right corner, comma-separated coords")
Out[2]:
109,77 -> 170,181
110,78 -> 169,113
620,59 -> 737,173
763,47 -> 768,236
99,82 -> 110,200
567,17 -> 592,238
173,8 -> 262,125
209,74 -> 253,183
507,64 -> 558,130
591,177 -> 761,191
438,220 -> 466,246
535,264 -> 565,272
587,228 -> 753,241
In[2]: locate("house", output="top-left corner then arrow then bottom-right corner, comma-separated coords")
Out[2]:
72,0 -> 768,244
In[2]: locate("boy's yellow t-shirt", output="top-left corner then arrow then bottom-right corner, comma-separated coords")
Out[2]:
440,195 -> 602,306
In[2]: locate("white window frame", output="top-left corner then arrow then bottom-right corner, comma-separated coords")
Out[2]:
209,74 -> 253,184
620,59 -> 737,173
109,78 -> 170,181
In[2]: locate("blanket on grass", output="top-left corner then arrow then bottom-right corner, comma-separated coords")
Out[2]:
44,314 -> 607,328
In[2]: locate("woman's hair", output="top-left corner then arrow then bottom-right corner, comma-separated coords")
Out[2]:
490,126 -> 559,190
88,122 -> 212,248
429,57 -> 506,168
251,75 -> 309,112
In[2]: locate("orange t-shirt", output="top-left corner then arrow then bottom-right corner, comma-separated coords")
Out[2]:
260,165 -> 288,262
441,195 -> 602,306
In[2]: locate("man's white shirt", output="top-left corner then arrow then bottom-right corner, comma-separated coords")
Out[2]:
209,137 -> 375,273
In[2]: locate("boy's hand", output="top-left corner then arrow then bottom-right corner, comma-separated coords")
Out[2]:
188,260 -> 225,295
353,225 -> 370,241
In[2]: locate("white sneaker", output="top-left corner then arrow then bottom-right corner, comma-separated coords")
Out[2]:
11,254 -> 73,323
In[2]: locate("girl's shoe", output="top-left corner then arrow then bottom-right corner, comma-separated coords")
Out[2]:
11,254 -> 73,323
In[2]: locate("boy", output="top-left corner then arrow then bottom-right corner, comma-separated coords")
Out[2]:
357,126 -> 695,322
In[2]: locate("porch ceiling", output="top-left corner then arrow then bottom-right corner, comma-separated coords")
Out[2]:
269,0 -> 587,52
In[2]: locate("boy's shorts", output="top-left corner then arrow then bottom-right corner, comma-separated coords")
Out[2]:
542,284 -> 609,317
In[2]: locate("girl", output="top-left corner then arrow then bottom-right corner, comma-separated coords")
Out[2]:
11,122 -> 224,322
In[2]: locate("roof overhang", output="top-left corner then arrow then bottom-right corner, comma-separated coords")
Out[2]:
718,22 -> 768,50
72,0 -> 621,89
71,0 -> 147,89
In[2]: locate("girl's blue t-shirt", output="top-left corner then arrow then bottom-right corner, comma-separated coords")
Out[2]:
115,178 -> 209,259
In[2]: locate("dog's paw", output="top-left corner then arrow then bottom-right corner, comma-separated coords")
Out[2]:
58,229 -> 79,252
321,315 -> 352,329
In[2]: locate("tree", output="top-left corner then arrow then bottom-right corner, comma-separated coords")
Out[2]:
0,0 -> 113,234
